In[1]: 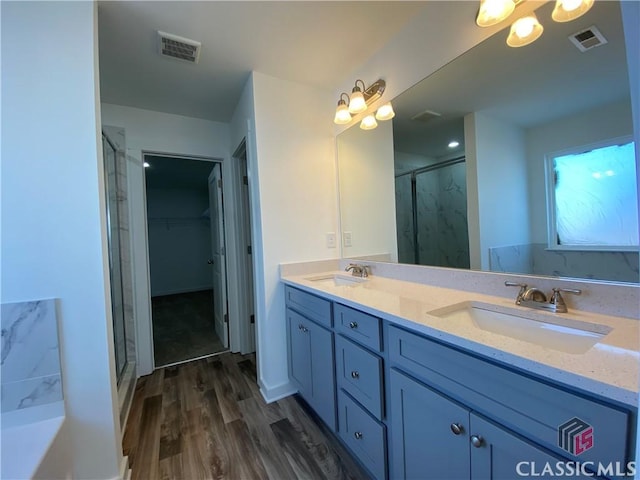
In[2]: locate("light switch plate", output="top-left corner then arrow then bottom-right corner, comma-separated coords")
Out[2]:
343,231 -> 352,247
326,232 -> 336,248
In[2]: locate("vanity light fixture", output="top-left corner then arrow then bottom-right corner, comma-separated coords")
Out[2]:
334,93 -> 352,125
476,0 -> 516,27
360,114 -> 378,130
552,0 -> 594,22
334,79 -> 392,128
507,13 -> 544,47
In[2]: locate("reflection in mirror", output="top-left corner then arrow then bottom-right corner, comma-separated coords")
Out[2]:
337,0 -> 638,283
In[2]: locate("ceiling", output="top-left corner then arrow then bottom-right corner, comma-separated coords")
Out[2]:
98,1 -> 426,122
391,0 -> 630,159
144,155 -> 215,190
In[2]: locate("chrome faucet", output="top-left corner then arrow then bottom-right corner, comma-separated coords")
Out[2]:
345,263 -> 370,278
505,281 -> 581,313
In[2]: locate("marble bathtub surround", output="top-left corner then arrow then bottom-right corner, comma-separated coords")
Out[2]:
1,300 -> 63,413
281,268 -> 639,408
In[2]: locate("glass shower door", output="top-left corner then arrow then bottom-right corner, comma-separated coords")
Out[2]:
102,133 -> 127,384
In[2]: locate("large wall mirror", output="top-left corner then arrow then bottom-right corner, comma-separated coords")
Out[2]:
337,0 -> 639,284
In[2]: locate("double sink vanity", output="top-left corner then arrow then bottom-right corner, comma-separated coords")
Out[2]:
281,262 -> 639,480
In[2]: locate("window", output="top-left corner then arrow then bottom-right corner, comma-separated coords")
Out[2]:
546,137 -> 638,250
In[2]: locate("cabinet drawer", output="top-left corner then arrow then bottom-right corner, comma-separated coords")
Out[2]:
338,389 -> 386,480
284,285 -> 331,328
388,325 -> 631,468
334,303 -> 381,351
336,335 -> 384,420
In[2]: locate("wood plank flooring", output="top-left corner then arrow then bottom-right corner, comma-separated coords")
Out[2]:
123,352 -> 370,480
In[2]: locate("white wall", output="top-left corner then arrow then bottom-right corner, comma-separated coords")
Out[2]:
1,3 -> 122,479
338,119 -> 397,260
251,71 -> 339,401
146,187 -> 213,296
100,104 -> 231,374
465,112 -> 530,270
525,100 -> 633,243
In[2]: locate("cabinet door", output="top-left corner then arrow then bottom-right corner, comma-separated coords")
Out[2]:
287,308 -> 312,399
309,322 -> 336,431
470,414 -> 593,480
389,369 -> 470,480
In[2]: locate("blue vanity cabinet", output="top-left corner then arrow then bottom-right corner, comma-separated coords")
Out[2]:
389,368 -> 595,480
285,287 -> 336,431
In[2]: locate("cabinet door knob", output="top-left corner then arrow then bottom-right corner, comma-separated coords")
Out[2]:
349,321 -> 358,329
450,423 -> 463,435
298,324 -> 303,330
302,326 -> 308,333
470,435 -> 484,448
351,371 -> 360,379
354,431 -> 363,440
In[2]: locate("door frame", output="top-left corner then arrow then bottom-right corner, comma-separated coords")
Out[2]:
136,150 -> 247,372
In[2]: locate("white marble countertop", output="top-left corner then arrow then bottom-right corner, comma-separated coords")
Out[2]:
281,271 -> 640,409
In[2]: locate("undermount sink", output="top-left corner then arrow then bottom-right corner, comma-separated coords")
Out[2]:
427,301 -> 611,354
305,273 -> 367,287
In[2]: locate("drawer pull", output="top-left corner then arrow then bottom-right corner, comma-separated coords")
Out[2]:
470,435 -> 484,448
354,431 -> 363,440
349,321 -> 358,329
351,371 -> 360,379
450,423 -> 463,435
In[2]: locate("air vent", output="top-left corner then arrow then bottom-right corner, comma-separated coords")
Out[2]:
411,110 -> 442,124
158,31 -> 201,63
569,26 -> 607,53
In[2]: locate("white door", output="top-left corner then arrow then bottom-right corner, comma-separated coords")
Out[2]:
208,164 -> 229,348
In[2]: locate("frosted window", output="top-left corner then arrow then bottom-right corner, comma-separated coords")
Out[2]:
552,141 -> 638,248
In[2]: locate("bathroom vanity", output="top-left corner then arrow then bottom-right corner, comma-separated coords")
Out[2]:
282,269 -> 638,480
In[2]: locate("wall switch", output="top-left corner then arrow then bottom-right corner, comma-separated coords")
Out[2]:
343,231 -> 352,247
326,232 -> 336,248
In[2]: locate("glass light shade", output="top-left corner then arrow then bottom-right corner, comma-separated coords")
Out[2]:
476,0 -> 516,27
507,14 -> 544,47
375,103 -> 395,121
552,0 -> 594,22
334,103 -> 352,125
349,90 -> 367,114
360,114 -> 378,130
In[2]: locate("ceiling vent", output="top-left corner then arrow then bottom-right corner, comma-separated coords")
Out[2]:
411,110 -> 442,124
569,26 -> 607,53
158,31 -> 201,63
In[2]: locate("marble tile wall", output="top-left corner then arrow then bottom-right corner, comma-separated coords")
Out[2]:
1,300 -> 63,413
489,243 -> 639,284
396,162 -> 470,268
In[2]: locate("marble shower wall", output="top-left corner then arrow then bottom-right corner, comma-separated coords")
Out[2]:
1,300 -> 63,413
489,243 -> 639,283
395,175 -> 415,264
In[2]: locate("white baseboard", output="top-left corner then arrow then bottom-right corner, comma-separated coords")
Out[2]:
258,379 -> 296,404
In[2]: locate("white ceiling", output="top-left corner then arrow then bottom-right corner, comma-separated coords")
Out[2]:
392,0 -> 630,159
98,1 -> 426,122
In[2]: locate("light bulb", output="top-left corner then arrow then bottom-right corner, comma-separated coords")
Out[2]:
375,103 -> 395,121
514,17 -> 535,38
349,90 -> 366,114
143,162 -> 151,168
360,115 -> 378,130
552,0 -> 594,22
507,14 -> 543,47
476,0 -> 516,27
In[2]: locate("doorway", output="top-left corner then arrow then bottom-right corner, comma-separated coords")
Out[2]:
144,154 -> 229,367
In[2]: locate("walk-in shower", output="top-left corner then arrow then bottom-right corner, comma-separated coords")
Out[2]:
395,156 -> 470,268
102,132 -> 128,384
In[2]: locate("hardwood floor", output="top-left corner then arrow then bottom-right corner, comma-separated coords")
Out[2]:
123,352 -> 370,480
